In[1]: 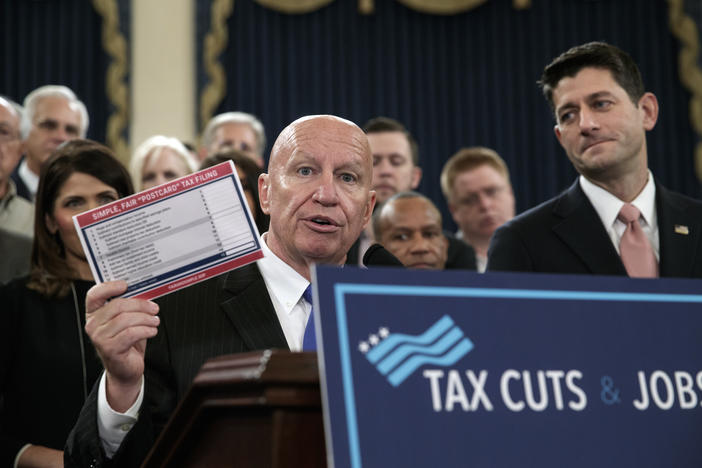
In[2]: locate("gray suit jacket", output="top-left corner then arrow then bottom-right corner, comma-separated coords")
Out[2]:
487,179 -> 702,278
65,263 -> 289,467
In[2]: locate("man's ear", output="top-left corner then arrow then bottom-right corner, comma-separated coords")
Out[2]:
258,173 -> 270,214
554,124 -> 564,147
410,167 -> 422,189
639,92 -> 659,131
362,191 -> 377,230
447,201 -> 458,218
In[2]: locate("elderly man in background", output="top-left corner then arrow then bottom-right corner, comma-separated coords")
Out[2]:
0,96 -> 33,282
0,96 -> 33,237
441,146 -> 515,272
374,191 -> 448,270
199,111 -> 266,167
12,85 -> 88,201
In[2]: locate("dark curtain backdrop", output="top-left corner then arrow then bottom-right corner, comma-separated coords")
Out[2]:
0,0 -> 120,146
197,0 -> 701,232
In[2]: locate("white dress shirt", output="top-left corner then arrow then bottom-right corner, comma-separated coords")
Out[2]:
97,233 -> 313,457
257,232 -> 313,350
578,172 -> 659,260
18,159 -> 39,199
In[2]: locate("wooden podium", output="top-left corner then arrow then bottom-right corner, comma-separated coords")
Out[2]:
142,350 -> 326,468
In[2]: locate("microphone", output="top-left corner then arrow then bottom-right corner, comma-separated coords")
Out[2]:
363,243 -> 404,267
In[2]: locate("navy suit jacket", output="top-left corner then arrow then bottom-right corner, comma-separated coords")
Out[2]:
10,159 -> 32,202
487,179 -> 702,278
65,263 -> 289,467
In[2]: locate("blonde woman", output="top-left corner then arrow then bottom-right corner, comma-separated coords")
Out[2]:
130,135 -> 198,191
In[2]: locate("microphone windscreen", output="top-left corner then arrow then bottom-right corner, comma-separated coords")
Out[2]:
363,243 -> 404,267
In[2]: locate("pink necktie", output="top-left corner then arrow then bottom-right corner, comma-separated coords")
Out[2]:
617,203 -> 658,278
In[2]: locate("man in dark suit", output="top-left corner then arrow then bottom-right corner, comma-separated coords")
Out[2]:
487,42 -> 702,278
346,116 -> 477,270
64,115 -> 377,466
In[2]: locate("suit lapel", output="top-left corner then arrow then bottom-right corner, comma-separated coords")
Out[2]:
656,183 -> 701,277
219,263 -> 289,351
551,181 -> 628,276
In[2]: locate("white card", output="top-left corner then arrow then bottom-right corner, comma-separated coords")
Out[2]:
73,161 -> 263,299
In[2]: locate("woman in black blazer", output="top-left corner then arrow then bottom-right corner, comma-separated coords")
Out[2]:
0,140 -> 133,467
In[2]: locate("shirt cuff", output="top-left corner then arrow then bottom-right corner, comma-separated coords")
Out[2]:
13,444 -> 32,468
97,371 -> 144,458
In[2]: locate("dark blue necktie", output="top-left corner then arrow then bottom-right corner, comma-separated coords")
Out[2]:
302,286 -> 316,351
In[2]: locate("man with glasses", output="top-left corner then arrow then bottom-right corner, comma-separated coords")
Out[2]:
12,85 -> 88,201
0,96 -> 33,282
440,146 -> 515,272
0,96 -> 33,237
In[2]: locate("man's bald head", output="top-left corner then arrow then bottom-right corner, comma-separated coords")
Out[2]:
269,115 -> 372,176
259,115 -> 376,279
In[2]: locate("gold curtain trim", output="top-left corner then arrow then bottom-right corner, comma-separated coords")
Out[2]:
668,0 -> 702,183
200,0 -> 235,135
256,0 -> 530,15
255,0 -> 333,14
396,0 -> 487,15
198,0 -> 532,133
92,0 -> 129,165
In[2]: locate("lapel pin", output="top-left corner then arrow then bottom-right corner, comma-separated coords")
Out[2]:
674,225 -> 689,235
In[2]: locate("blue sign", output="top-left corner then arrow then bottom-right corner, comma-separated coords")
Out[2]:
311,266 -> 702,468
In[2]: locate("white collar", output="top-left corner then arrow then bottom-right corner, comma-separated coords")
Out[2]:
579,171 -> 656,229
256,233 -> 310,315
19,159 -> 39,197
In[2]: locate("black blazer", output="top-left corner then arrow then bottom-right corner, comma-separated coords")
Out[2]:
10,160 -> 32,202
65,263 -> 289,468
486,179 -> 702,278
0,279 -> 100,466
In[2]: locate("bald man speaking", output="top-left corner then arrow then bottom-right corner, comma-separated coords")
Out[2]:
65,115 -> 376,467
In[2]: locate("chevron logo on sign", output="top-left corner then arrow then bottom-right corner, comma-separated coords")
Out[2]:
359,315 -> 474,387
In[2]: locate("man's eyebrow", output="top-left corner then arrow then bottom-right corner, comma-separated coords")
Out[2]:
555,102 -> 578,115
337,160 -> 364,172
285,150 -> 315,164
587,91 -> 616,101
556,91 -> 616,114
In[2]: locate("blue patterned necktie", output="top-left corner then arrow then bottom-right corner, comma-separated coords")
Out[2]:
302,286 -> 316,351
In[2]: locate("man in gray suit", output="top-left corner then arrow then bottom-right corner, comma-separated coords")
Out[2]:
65,115 -> 377,466
487,41 -> 702,278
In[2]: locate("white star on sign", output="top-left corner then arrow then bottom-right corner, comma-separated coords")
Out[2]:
369,334 -> 379,345
379,327 -> 389,338
359,341 -> 370,353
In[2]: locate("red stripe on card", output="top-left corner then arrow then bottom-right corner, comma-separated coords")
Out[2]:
74,161 -> 235,227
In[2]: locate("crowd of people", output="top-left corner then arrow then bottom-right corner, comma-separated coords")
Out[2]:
1,40 -> 701,467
